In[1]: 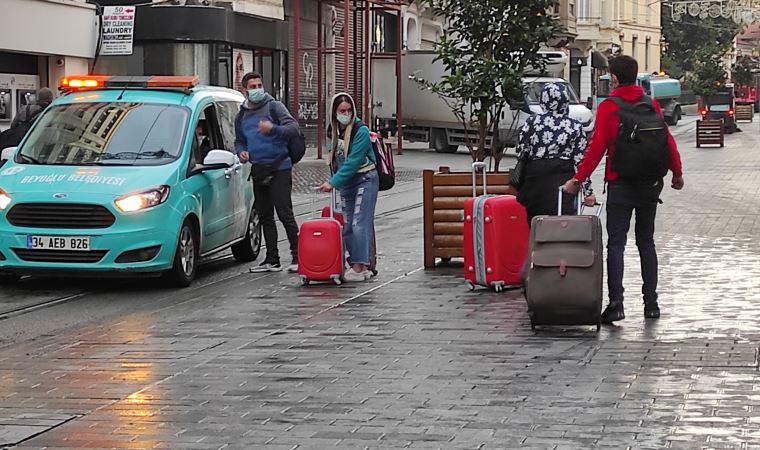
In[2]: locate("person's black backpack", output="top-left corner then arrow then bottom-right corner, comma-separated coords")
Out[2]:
268,102 -> 306,164
609,96 -> 670,182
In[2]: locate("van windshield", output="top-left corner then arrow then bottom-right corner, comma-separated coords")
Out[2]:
526,81 -> 581,104
17,102 -> 188,166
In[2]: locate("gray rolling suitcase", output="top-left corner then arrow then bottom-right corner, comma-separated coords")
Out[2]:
525,189 -> 604,331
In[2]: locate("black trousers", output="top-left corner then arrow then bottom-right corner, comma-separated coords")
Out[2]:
516,158 -> 577,226
253,170 -> 299,264
605,180 -> 663,305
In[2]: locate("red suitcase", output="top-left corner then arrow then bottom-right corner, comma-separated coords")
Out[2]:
299,191 -> 345,285
464,162 -> 529,292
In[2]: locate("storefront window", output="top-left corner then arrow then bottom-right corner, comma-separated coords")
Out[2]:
91,43 -> 286,98
0,91 -> 10,121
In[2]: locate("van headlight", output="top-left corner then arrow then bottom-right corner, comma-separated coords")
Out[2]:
115,185 -> 170,212
0,188 -> 11,211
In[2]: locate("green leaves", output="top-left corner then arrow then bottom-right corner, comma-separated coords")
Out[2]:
732,56 -> 754,87
662,6 -> 742,89
687,44 -> 729,97
415,0 -> 562,165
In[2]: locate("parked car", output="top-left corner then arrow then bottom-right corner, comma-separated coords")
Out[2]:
700,88 -> 737,134
0,75 -> 261,286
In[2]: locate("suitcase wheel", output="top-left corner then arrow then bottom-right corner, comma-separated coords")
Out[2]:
331,275 -> 343,286
530,322 -> 536,331
465,281 -> 475,291
492,283 -> 504,293
299,275 -> 310,286
596,322 -> 601,332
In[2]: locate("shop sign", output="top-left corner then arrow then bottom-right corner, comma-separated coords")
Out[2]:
101,6 -> 136,56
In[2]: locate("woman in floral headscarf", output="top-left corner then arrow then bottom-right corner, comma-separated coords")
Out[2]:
514,82 -> 596,225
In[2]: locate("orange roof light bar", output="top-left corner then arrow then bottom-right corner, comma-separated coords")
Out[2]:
60,75 -> 110,90
146,76 -> 199,88
60,75 -> 199,91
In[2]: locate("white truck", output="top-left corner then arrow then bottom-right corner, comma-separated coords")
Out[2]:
372,51 -> 595,153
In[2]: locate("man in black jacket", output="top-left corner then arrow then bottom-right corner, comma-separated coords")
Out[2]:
0,88 -> 54,151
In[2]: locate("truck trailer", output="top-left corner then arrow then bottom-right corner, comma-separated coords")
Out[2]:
372,51 -> 594,153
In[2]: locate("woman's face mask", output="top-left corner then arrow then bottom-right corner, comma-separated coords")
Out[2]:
337,113 -> 353,126
247,88 -> 266,103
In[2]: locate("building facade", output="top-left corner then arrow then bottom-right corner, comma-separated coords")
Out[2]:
571,0 -> 663,102
93,0 -> 289,103
0,0 -> 99,129
286,0 -> 444,151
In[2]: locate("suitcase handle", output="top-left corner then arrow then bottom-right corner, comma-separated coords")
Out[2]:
557,186 -> 582,216
472,162 -> 487,197
312,187 -> 338,219
557,187 -> 606,217
581,202 -> 605,218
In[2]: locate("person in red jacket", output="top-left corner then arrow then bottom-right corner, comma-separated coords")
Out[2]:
563,55 -> 684,323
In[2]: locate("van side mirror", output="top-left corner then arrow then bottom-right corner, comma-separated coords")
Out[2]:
191,149 -> 236,175
202,149 -> 236,169
1,147 -> 17,162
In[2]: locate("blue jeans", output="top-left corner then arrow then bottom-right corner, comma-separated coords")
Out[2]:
340,171 -> 379,266
606,180 -> 662,305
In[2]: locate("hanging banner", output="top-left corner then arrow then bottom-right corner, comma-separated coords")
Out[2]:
101,6 -> 136,56
670,0 -> 760,25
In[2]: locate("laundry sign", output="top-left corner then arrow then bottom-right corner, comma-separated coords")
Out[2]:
101,6 -> 136,56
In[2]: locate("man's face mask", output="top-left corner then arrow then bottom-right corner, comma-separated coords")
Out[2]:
247,88 -> 266,103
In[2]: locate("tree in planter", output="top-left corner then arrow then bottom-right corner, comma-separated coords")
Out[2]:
687,44 -> 729,98
412,0 -> 562,171
661,7 -> 740,78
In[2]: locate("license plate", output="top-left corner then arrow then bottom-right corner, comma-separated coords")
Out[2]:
26,235 -> 91,251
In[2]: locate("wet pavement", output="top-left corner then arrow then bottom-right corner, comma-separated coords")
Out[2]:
3,115 -> 760,449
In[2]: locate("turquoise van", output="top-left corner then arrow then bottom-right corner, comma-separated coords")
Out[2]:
0,76 -> 261,287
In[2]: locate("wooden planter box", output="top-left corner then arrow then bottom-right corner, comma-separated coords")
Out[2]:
735,104 -> 753,122
423,166 -> 515,268
696,119 -> 724,148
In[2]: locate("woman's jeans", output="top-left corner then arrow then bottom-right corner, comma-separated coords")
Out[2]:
339,170 -> 379,266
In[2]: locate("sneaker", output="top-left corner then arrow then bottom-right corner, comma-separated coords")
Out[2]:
249,262 -> 282,273
601,301 -> 625,324
644,302 -> 661,319
344,269 -> 369,282
287,262 -> 298,273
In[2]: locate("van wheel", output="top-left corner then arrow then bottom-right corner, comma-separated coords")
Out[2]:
231,208 -> 262,262
432,129 -> 458,153
165,220 -> 198,287
668,108 -> 681,126
0,273 -> 20,285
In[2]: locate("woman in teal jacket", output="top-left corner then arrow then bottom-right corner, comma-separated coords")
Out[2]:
319,93 -> 379,282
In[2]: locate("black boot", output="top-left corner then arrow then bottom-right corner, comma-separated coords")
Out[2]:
644,301 -> 660,319
601,301 -> 625,323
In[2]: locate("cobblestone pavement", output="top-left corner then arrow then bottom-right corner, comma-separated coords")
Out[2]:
3,116 -> 760,449
291,160 -> 422,195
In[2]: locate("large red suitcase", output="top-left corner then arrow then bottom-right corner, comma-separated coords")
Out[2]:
464,162 -> 529,292
299,191 -> 345,285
